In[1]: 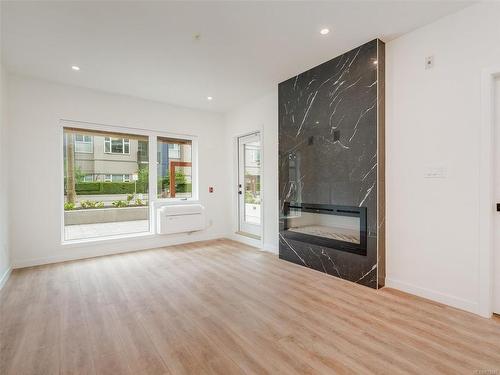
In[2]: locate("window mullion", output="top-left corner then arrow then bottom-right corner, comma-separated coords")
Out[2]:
148,135 -> 157,233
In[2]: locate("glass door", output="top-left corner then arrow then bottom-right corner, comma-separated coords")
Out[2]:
238,133 -> 262,238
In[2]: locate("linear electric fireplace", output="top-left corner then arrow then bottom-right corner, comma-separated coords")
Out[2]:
282,202 -> 367,256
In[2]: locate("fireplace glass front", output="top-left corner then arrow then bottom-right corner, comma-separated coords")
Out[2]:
281,203 -> 367,255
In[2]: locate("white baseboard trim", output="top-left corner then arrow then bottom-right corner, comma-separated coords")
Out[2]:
12,233 -> 229,269
0,266 -> 12,290
228,234 -> 278,256
385,277 -> 480,316
263,242 -> 279,255
228,233 -> 262,249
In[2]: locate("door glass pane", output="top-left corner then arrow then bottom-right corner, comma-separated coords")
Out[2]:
157,137 -> 192,199
244,141 -> 261,225
63,128 -> 149,241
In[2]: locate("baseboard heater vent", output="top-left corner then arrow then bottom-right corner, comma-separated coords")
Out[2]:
157,204 -> 206,234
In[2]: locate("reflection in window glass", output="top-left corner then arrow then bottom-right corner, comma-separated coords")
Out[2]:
157,137 -> 192,199
63,128 -> 149,241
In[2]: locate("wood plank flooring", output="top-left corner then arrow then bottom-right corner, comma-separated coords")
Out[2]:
1,238 -> 499,374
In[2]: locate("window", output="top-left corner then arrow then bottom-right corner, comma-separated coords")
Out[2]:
75,134 -> 93,153
64,127 -> 149,242
168,144 -> 180,159
102,174 -> 130,183
157,137 -> 192,199
104,137 -> 130,154
138,140 -> 148,163
63,123 -> 197,243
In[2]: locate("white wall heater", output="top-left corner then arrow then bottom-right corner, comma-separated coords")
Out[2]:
156,204 -> 206,234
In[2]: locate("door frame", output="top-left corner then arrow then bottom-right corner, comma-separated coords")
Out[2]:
234,130 -> 264,246
479,66 -> 500,318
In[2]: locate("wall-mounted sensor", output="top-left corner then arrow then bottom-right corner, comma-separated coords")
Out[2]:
209,186 -> 214,193
425,56 -> 434,69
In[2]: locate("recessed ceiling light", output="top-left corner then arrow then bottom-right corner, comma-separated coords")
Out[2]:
71,65 -> 80,71
320,28 -> 330,35
207,96 -> 213,101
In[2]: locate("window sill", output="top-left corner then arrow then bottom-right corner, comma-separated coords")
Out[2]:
62,230 -> 155,247
154,198 -> 199,206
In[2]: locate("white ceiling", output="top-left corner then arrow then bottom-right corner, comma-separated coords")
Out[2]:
1,1 -> 472,113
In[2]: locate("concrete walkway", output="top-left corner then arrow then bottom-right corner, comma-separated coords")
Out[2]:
64,220 -> 149,241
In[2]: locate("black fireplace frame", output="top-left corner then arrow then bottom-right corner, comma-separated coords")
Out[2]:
281,202 -> 368,256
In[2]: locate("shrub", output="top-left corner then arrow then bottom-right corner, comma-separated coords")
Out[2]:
75,182 -> 102,194
135,198 -> 145,206
102,182 -> 135,195
127,194 -> 134,202
80,200 -> 97,209
176,183 -> 192,193
69,181 -> 148,195
112,200 -> 128,208
80,200 -> 105,209
64,202 -> 75,211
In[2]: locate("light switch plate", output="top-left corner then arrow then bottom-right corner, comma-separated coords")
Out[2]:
425,56 -> 434,69
424,166 -> 447,178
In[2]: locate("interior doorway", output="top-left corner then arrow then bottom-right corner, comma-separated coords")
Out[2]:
237,132 -> 262,239
494,77 -> 500,315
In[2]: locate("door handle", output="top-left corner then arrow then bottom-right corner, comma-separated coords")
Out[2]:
497,203 -> 500,212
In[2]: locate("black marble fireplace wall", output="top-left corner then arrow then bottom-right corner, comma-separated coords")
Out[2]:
278,39 -> 385,289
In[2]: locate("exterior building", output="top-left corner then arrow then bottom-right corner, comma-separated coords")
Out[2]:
74,134 -> 146,182
72,134 -> 190,183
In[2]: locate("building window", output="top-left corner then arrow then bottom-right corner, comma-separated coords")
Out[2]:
137,140 -> 148,163
168,144 -> 180,159
104,137 -> 130,154
64,127 -> 149,242
75,134 -> 93,153
157,137 -> 192,199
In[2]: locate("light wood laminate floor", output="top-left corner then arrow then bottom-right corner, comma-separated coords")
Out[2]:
1,239 -> 499,374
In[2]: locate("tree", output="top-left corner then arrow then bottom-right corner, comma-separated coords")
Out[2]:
66,133 -> 77,204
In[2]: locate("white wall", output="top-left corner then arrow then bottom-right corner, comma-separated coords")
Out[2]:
224,3 -> 500,315
225,90 -> 279,252
385,2 -> 500,314
0,64 -> 11,287
7,74 -> 230,267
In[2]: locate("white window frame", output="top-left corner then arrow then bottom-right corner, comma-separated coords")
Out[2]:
104,137 -> 130,154
60,120 -> 199,245
75,134 -> 93,153
123,174 -> 130,182
157,138 -> 195,201
104,174 -> 112,182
